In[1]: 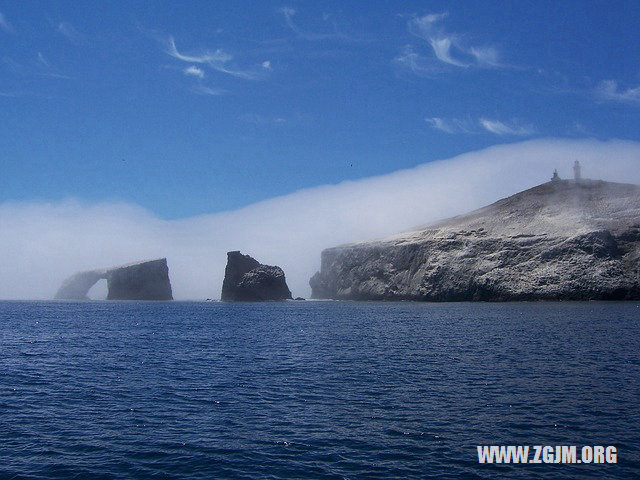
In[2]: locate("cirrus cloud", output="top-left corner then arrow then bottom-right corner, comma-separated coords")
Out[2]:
397,12 -> 502,75
166,36 -> 269,80
184,65 -> 205,79
427,116 -> 536,136
595,80 -> 640,105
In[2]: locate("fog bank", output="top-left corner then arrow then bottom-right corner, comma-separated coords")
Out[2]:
2,138 -> 639,300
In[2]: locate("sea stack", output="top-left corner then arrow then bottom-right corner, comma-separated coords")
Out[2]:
55,258 -> 173,300
221,251 -> 292,301
310,179 -> 640,301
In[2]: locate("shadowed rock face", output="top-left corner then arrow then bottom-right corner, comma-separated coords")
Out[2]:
55,258 -> 173,300
221,251 -> 292,301
106,259 -> 173,300
310,180 -> 640,301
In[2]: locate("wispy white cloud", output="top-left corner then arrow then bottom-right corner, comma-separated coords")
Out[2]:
1,54 -> 70,83
167,36 -> 268,80
0,11 -> 15,34
429,37 -> 468,67
426,116 -> 476,134
162,35 -> 273,96
36,52 -> 50,68
393,45 -> 446,78
595,80 -> 640,105
184,65 -> 205,79
280,6 -> 351,41
38,72 -> 72,80
479,118 -> 536,136
192,85 -> 226,96
398,12 -> 502,75
469,46 -> 500,67
239,113 -> 286,125
32,52 -> 72,80
56,21 -> 87,44
1,139 -> 639,299
426,116 -> 536,136
167,36 -> 232,65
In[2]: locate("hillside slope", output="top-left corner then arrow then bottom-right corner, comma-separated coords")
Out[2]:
310,180 -> 640,301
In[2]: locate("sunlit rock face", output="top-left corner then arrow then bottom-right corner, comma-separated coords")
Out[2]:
221,251 -> 292,301
310,180 -> 640,301
55,258 -> 173,300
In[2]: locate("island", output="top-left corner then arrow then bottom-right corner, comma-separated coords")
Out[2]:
310,173 -> 640,301
55,258 -> 173,300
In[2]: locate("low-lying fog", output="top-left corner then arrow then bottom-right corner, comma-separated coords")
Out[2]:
2,138 -> 640,300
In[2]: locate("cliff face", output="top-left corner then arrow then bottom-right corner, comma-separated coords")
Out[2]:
106,259 -> 173,300
55,258 -> 173,300
310,180 -> 640,301
221,251 -> 292,301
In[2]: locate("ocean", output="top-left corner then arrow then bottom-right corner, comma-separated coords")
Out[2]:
0,300 -> 638,479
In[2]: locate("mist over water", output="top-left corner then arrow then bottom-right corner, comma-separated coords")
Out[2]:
2,138 -> 640,300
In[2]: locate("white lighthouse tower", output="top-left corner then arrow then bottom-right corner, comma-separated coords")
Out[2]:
573,160 -> 582,181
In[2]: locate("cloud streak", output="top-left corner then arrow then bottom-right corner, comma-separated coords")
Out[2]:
427,116 -> 536,136
397,12 -> 502,75
479,118 -> 536,136
184,65 -> 205,79
280,7 -> 351,41
1,139 -> 639,300
32,52 -> 72,80
238,113 -> 286,125
425,116 -> 476,134
166,36 -> 269,80
56,21 -> 87,44
595,80 -> 640,105
192,85 -> 225,96
394,45 -> 446,78
167,36 -> 232,65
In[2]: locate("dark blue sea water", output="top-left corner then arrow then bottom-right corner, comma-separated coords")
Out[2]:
0,301 -> 638,480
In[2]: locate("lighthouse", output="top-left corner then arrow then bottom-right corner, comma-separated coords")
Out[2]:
573,160 -> 581,181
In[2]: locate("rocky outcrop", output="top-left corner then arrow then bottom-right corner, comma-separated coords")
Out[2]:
105,259 -> 173,300
55,258 -> 173,300
310,180 -> 640,301
221,251 -> 292,301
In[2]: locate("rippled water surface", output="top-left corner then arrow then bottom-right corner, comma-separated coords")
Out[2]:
1,301 -> 639,479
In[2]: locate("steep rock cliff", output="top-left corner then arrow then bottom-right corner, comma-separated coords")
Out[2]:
310,180 -> 640,301
106,259 -> 173,300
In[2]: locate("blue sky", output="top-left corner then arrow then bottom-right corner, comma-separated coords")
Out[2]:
2,0 -> 639,219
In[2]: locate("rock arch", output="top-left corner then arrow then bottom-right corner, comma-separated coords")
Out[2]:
55,258 -> 173,300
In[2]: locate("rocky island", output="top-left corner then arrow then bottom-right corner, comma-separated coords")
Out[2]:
55,258 -> 173,300
221,251 -> 293,301
310,175 -> 640,301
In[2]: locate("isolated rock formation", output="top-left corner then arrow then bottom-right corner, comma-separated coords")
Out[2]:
310,179 -> 640,301
221,251 -> 292,301
55,258 -> 173,300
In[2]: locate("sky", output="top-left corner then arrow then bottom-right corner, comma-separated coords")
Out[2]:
1,1 -> 640,299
